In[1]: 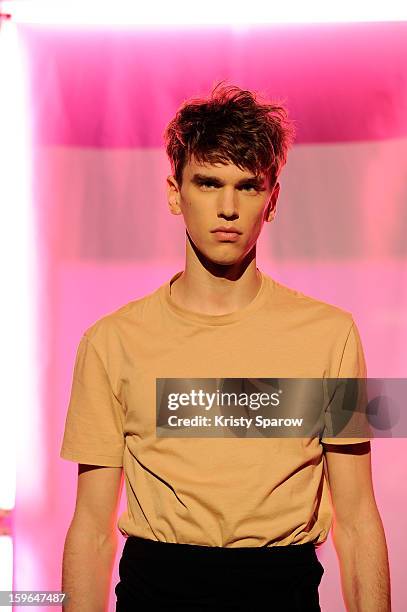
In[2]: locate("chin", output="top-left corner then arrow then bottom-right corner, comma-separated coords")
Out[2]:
195,239 -> 244,265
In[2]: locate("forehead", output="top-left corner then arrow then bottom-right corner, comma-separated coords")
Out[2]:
183,157 -> 265,181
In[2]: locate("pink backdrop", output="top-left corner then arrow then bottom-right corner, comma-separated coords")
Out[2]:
15,22 -> 407,611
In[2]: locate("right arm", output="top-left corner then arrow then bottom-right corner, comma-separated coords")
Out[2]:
62,464 -> 123,612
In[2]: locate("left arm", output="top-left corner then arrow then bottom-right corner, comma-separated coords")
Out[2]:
322,441 -> 391,612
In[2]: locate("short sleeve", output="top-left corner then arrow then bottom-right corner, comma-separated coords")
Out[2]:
60,334 -> 125,466
321,319 -> 372,445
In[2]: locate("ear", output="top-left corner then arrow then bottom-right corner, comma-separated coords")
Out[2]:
167,175 -> 182,215
265,182 -> 280,222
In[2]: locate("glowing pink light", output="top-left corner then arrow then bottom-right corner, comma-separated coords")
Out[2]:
1,0 -> 407,26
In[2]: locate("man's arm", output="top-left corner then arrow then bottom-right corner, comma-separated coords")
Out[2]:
322,441 -> 391,612
62,464 -> 123,612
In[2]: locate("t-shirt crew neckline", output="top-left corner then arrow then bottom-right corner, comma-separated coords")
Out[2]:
161,268 -> 268,326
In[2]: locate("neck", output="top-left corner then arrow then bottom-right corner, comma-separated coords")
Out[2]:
170,262 -> 262,316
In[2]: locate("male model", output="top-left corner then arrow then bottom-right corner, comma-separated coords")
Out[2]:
60,82 -> 391,611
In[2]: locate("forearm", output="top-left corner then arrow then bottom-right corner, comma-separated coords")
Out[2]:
332,515 -> 391,612
62,522 -> 118,612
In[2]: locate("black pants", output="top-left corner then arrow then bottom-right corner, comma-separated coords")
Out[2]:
115,536 -> 325,611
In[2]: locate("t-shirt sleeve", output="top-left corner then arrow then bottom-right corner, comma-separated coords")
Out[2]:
60,333 -> 125,466
321,319 -> 372,445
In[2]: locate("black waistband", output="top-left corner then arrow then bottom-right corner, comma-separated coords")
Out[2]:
123,536 -> 317,564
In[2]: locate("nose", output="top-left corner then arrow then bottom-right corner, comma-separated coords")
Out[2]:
217,187 -> 239,218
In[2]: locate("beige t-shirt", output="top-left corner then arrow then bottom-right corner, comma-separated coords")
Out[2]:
60,269 -> 370,548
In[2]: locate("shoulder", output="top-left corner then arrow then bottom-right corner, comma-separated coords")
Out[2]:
81,285 -> 161,349
266,274 -> 354,333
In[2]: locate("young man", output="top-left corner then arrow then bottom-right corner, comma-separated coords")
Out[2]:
60,83 -> 391,611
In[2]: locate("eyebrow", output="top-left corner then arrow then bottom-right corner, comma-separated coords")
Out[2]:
191,173 -> 265,188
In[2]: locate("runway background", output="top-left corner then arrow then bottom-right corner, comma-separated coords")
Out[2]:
14,21 -> 407,610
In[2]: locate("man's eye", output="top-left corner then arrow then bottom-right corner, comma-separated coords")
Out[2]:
199,181 -> 217,189
240,185 -> 259,193
197,182 -> 260,192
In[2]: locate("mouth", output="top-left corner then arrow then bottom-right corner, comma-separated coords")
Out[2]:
212,231 -> 240,241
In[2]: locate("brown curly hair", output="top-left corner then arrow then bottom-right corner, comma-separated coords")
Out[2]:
164,80 -> 295,189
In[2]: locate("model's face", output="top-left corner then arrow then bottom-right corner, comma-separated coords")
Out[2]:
167,157 -> 280,266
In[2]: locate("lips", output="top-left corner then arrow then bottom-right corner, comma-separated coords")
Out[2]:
212,226 -> 242,234
213,231 -> 240,241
